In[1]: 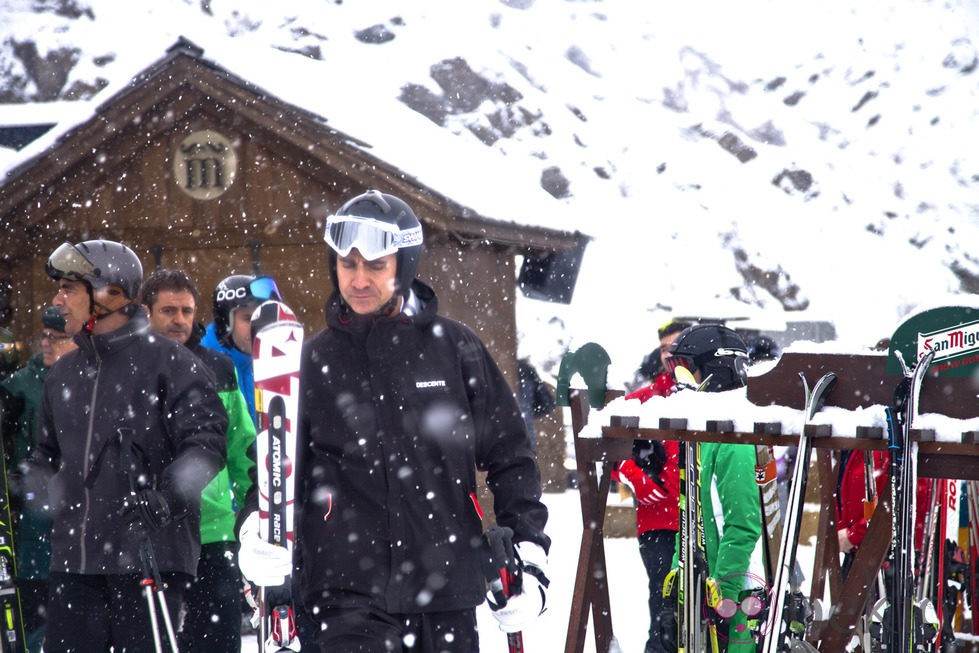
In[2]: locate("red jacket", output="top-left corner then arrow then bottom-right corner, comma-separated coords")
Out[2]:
836,450 -> 889,549
612,373 -> 679,534
836,450 -> 933,551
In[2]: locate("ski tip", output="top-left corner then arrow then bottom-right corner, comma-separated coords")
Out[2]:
250,300 -> 300,340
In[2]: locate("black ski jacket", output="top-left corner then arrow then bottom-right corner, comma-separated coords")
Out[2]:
31,313 -> 227,576
296,280 -> 549,614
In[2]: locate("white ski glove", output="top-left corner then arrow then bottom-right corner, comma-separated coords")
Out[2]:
238,511 -> 293,587
487,542 -> 550,633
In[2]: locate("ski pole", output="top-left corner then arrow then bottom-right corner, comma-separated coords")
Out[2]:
118,428 -> 179,653
481,526 -> 524,653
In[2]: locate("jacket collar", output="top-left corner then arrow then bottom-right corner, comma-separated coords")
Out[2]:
77,313 -> 150,359
326,278 -> 437,334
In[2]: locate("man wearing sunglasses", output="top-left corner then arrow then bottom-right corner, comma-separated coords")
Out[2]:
0,306 -> 76,653
237,190 -> 551,653
24,239 -> 227,652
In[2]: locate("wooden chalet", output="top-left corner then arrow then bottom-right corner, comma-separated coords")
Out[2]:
0,37 -> 587,394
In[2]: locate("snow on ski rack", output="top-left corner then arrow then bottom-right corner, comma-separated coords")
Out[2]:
561,349 -> 979,653
580,352 -> 979,444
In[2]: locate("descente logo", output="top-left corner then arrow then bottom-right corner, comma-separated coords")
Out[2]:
416,379 -> 446,389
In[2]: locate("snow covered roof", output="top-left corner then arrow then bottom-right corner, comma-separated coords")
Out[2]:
0,35 -> 589,251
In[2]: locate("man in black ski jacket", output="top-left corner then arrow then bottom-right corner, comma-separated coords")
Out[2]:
28,239 -> 227,652
237,190 -> 551,653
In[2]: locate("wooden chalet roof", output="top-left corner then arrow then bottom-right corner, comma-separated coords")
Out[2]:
0,37 -> 587,261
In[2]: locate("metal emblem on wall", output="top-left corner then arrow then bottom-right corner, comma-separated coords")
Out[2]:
173,130 -> 238,200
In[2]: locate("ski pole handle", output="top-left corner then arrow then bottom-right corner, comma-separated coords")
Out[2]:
482,526 -> 519,603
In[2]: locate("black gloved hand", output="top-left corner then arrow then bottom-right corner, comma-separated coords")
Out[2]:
122,489 -> 172,536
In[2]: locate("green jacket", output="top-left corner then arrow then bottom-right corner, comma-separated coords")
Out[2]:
675,441 -> 762,650
698,441 -> 762,600
1,354 -> 52,579
188,336 -> 256,545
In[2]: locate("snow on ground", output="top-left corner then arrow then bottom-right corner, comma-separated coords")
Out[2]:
240,488 -> 817,653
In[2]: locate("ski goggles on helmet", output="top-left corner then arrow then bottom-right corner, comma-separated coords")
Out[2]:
249,276 -> 282,302
324,215 -> 423,260
664,354 -> 697,378
715,594 -> 766,620
46,242 -> 96,282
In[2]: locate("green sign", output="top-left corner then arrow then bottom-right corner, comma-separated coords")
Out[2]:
888,305 -> 979,377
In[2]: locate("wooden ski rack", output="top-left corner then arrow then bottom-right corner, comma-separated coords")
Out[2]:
564,352 -> 979,653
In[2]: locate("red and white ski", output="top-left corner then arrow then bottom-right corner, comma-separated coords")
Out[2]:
252,300 -> 303,653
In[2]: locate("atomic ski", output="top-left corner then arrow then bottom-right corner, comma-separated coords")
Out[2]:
251,300 -> 304,653
0,399 -> 26,653
761,371 -> 836,653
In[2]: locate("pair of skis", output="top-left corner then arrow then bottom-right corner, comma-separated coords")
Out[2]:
760,372 -> 836,653
667,367 -> 720,653
250,300 -> 304,653
0,400 -> 25,653
871,349 -> 939,652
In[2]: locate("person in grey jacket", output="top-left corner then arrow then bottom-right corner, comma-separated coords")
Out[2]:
237,190 -> 550,653
28,239 -> 227,653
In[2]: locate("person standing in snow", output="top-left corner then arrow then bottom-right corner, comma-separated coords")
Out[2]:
27,239 -> 227,652
613,319 -> 689,653
664,323 -> 762,652
201,273 -> 283,422
0,306 -> 76,653
140,268 -> 257,653
236,189 -> 551,652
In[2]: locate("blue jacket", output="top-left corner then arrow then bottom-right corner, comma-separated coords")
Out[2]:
202,322 -> 256,423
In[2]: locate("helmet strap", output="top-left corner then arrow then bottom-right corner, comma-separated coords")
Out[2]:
86,286 -> 136,331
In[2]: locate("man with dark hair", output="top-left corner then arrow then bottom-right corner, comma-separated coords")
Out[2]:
0,306 -> 76,653
27,240 -> 227,652
237,189 -> 551,652
141,268 -> 256,653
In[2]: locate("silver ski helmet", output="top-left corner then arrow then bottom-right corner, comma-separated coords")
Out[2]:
668,323 -> 749,392
212,274 -> 281,345
323,190 -> 423,300
46,240 -> 143,300
46,240 -> 143,322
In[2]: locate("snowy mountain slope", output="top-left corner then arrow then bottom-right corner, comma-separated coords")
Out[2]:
1,0 -> 977,384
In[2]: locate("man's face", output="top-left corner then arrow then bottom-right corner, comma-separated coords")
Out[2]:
231,305 -> 257,354
336,249 -> 398,316
145,289 -> 196,345
40,328 -> 76,367
51,279 -> 90,337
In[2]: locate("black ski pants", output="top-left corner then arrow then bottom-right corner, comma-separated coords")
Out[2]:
311,602 -> 479,653
45,570 -> 189,653
178,541 -> 242,652
639,529 -> 677,653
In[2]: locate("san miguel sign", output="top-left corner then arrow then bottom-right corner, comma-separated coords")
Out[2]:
888,306 -> 979,377
172,129 -> 238,200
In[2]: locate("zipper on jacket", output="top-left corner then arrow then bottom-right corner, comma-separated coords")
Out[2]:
79,354 -> 102,574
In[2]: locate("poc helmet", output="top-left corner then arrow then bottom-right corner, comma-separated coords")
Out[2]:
323,190 -> 424,301
45,240 -> 143,323
668,323 -> 749,392
212,274 -> 281,347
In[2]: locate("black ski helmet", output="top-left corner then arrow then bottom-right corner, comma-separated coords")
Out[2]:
324,190 -> 423,300
668,323 -> 749,392
46,239 -> 143,301
212,274 -> 281,345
